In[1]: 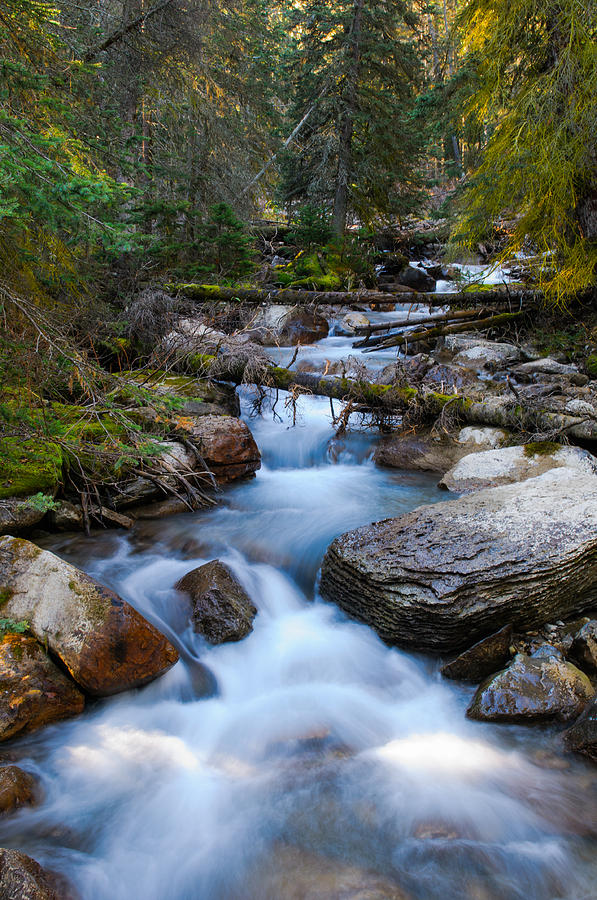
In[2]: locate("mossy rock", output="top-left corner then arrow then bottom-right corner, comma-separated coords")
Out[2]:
0,438 -> 62,500
523,441 -> 561,458
585,355 -> 597,378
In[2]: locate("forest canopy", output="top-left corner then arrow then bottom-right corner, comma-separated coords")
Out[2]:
0,0 -> 595,304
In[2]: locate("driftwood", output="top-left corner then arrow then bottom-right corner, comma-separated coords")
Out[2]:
358,311 -> 526,352
168,282 -> 534,309
353,307 -> 496,336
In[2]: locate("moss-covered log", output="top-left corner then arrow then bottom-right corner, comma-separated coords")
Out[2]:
188,355 -> 597,442
167,282 -> 534,308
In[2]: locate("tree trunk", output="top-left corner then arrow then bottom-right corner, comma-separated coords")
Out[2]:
332,0 -> 365,237
168,282 -> 535,308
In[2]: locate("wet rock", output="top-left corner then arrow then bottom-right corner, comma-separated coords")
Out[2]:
373,430 -> 468,474
0,766 -> 40,812
571,620 -> 597,673
338,312 -> 370,336
186,415 -> 261,483
129,497 -> 190,520
175,560 -> 257,644
0,635 -> 85,741
0,848 -> 64,899
441,625 -> 513,683
395,265 -> 436,292
319,468 -> 597,652
0,535 -> 179,695
563,695 -> 597,761
46,501 -> 84,532
0,499 -> 45,536
467,652 -> 594,722
277,309 -> 329,346
438,445 -> 597,493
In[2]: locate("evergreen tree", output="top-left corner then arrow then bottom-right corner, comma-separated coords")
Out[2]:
278,0 -> 424,235
453,0 -> 597,300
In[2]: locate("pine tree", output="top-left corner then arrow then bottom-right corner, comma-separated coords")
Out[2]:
453,0 -> 597,301
278,0 -> 424,236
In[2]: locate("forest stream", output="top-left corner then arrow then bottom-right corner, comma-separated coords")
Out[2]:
2,288 -> 597,900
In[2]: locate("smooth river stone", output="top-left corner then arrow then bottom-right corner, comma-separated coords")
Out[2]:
0,535 -> 179,695
319,468 -> 597,653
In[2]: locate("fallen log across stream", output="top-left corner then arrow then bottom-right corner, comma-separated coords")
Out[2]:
168,282 -> 537,309
355,311 -> 526,350
187,355 -> 597,442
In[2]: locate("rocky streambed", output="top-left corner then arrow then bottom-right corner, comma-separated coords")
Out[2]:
2,285 -> 597,898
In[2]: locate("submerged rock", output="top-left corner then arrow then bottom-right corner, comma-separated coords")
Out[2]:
564,695 -> 597,761
0,536 -> 179,695
0,848 -> 64,899
0,635 -> 85,741
0,766 -> 40,813
438,444 -> 597,493
186,415 -> 261,483
175,560 -> 257,644
319,468 -> 597,652
240,845 -> 411,900
467,652 -> 594,722
441,625 -> 513,683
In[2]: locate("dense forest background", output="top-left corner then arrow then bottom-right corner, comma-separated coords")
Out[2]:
3,0 -> 595,309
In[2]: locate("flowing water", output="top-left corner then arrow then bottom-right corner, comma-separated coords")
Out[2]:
2,298 -> 597,900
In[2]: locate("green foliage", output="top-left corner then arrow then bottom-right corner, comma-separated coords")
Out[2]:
277,0 -> 424,227
452,0 -> 597,302
0,618 -> 29,636
585,355 -> 597,378
288,205 -> 333,248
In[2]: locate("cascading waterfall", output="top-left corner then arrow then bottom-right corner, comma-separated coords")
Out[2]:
2,300 -> 596,900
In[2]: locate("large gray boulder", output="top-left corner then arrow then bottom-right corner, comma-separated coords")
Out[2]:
0,536 -> 179,695
438,444 -> 597,493
319,468 -> 597,652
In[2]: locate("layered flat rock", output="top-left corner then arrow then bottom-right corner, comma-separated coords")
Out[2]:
439,444 -> 597,493
319,468 -> 597,652
175,560 -> 257,643
0,635 -> 84,741
187,415 -> 261,483
0,536 -> 179,695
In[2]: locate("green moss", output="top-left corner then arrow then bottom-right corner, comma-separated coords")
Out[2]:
585,355 -> 597,378
0,437 -> 62,500
523,441 -> 560,457
0,587 -> 15,608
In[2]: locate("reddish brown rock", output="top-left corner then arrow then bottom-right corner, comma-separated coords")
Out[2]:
0,536 -> 179,696
176,560 -> 257,643
0,848 -> 65,899
187,416 -> 261,483
0,766 -> 40,813
277,309 -> 329,346
0,635 -> 85,741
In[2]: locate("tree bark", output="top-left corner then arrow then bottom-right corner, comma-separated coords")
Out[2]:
332,0 -> 365,237
358,311 -> 525,351
168,282 -> 534,308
